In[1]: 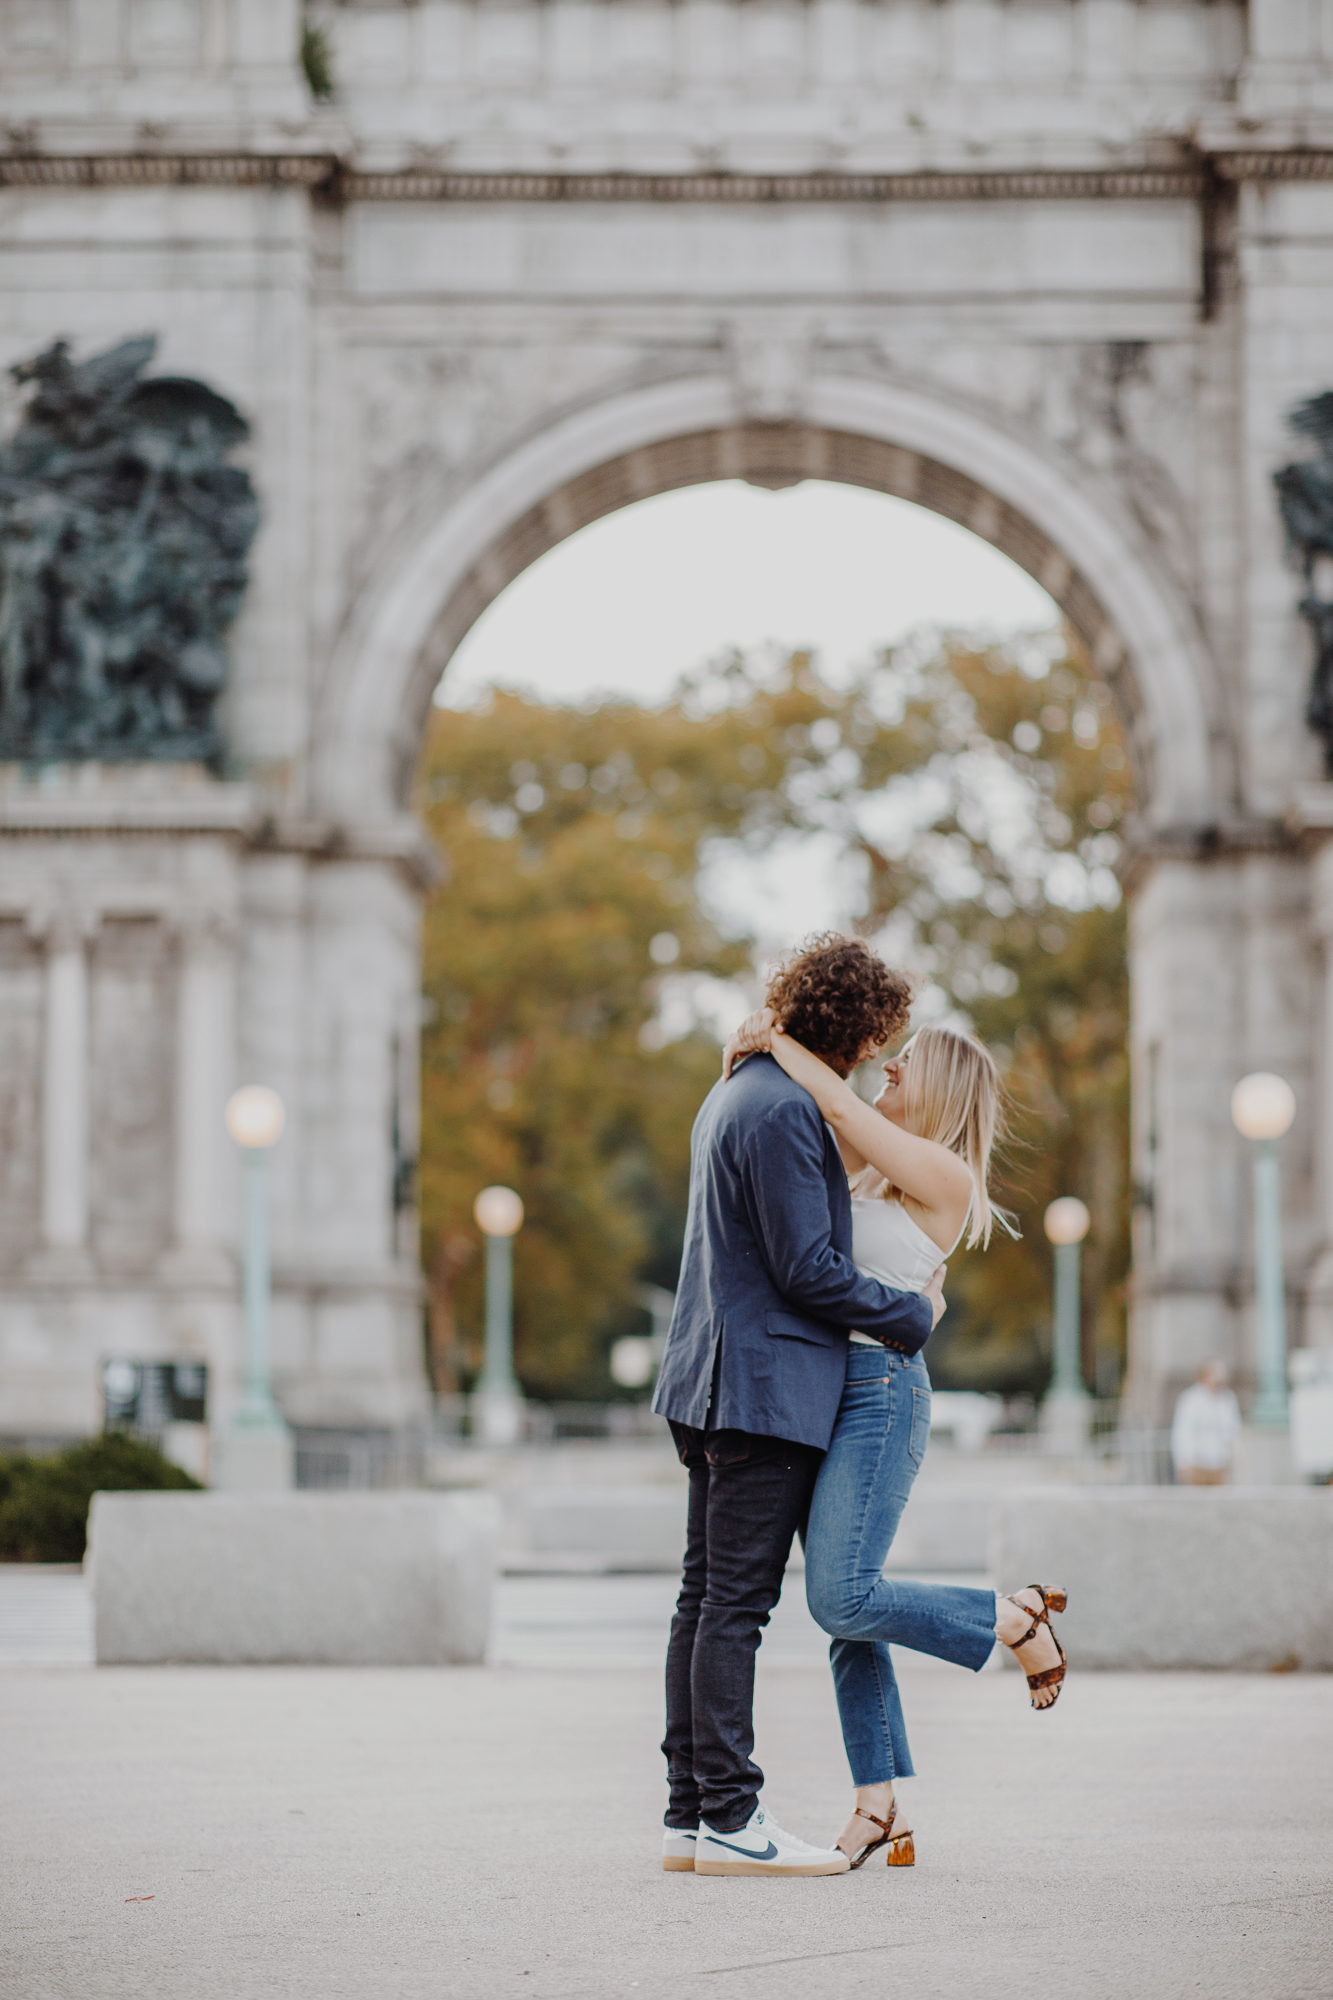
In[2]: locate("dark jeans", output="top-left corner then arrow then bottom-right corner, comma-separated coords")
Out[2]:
663,1421 -> 822,1833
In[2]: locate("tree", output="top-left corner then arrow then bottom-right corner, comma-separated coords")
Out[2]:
668,635 -> 1135,1397
416,631 -> 1133,1403
416,693 -> 757,1400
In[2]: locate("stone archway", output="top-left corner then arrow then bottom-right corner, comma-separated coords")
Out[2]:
307,367 -> 1231,1433
316,374 -> 1224,834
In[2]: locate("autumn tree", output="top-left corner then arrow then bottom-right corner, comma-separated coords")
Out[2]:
416,631 -> 1133,1403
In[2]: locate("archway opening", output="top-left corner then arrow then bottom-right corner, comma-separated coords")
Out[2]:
386,423 -> 1157,811
409,469 -> 1137,1425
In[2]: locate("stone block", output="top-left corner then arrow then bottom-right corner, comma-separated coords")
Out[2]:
518,1486 -> 687,1568
990,1488 -> 1333,1670
884,1490 -> 991,1573
210,1423 -> 294,1491
88,1491 -> 501,1665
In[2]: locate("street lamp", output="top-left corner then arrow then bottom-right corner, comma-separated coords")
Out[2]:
217,1085 -> 293,1490
472,1184 -> 524,1446
1231,1072 -> 1296,1432
1041,1196 -> 1092,1452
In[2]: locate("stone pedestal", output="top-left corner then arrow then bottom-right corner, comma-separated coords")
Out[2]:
211,1422 -> 295,1492
471,1386 -> 525,1448
88,1491 -> 501,1665
1039,1388 -> 1093,1456
0,765 -> 432,1445
1233,1425 -> 1300,1487
991,1488 -> 1333,1670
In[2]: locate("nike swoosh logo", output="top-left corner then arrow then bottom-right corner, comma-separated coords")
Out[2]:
707,1837 -> 778,1860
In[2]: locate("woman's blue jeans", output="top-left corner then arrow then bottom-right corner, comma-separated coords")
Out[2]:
804,1345 -> 998,1785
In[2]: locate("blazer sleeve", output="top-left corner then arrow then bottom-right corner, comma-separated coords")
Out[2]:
738,1097 -> 934,1353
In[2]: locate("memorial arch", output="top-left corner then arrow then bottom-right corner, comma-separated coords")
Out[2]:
319,376 -> 1221,827
3,0 -> 1333,1452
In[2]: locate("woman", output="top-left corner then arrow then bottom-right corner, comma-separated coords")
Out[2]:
722,1009 -> 1068,1872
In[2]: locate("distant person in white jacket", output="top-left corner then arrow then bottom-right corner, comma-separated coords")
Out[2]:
1171,1362 -> 1241,1484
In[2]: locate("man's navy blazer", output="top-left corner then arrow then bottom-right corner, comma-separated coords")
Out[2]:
651,1053 -> 934,1451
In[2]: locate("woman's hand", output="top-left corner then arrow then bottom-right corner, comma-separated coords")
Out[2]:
722,1007 -> 781,1079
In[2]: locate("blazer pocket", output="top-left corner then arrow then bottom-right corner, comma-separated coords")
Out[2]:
765,1310 -> 837,1347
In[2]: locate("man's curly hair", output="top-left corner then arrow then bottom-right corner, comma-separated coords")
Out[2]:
765,934 -> 912,1077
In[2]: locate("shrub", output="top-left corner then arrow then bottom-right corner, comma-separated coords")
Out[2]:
0,1433 -> 201,1563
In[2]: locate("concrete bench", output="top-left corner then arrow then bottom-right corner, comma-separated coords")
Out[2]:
88,1491 -> 501,1666
510,1482 -> 990,1574
883,1490 -> 991,1572
517,1486 -> 687,1568
990,1487 -> 1333,1670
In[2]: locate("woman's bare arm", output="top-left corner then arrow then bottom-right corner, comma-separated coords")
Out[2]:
724,1009 -> 972,1222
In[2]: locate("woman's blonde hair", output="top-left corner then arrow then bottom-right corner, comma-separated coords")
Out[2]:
853,1024 -> 1011,1250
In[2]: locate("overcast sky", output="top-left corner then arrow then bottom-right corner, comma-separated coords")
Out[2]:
436,478 -> 1056,712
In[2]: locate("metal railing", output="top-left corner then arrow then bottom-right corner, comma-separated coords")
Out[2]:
293,1427 -> 426,1491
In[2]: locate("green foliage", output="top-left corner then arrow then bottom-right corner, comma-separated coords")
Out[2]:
418,694 -> 756,1399
0,1434 -> 201,1564
417,633 -> 1132,1403
786,635 -> 1134,1397
300,20 -> 334,100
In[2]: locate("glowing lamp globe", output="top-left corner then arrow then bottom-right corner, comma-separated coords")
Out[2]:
1231,1072 -> 1296,1142
1044,1196 -> 1090,1247
225,1085 -> 285,1149
610,1336 -> 656,1389
474,1185 -> 524,1237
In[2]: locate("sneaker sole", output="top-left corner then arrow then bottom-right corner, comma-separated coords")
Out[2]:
695,1855 -> 850,1877
662,1856 -> 696,1872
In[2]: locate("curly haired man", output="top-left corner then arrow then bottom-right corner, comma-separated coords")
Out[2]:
651,935 -> 944,1876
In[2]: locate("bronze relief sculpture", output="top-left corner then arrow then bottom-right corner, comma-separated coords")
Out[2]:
0,336 -> 258,765
1275,391 -> 1333,772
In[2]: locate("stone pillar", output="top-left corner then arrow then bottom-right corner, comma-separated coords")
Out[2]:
1301,829 -> 1333,1349
32,915 -> 93,1271
161,916 -> 236,1283
1124,856 -> 1244,1425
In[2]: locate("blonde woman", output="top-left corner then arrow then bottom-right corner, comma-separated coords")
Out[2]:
723,1012 -> 1068,1872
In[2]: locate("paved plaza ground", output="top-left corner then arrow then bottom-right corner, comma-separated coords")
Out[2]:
2,1569 -> 1330,2000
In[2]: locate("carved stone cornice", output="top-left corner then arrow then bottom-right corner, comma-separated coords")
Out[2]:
0,153 -> 334,191
1,149 -> 1330,204
3,144 -> 1333,205
1286,784 -> 1333,849
1116,815 -> 1291,892
0,773 -> 255,837
1210,150 -> 1333,183
336,166 -> 1207,203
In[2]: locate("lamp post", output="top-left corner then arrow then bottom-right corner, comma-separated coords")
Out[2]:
1231,1072 -> 1295,1435
217,1085 -> 293,1490
1041,1195 -> 1092,1453
472,1185 -> 524,1446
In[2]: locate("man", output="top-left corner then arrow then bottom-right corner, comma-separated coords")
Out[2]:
1171,1361 -> 1241,1485
651,935 -> 944,1878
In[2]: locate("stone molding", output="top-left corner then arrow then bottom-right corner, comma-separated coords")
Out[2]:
0,154 -> 333,190
340,166 -> 1209,203
1118,814 -> 1293,891
1286,783 -> 1333,848
321,373 -> 1219,824
2,152 -> 1333,203
0,776 -> 439,890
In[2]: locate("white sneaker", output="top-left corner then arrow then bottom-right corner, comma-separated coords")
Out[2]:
694,1803 -> 850,1877
662,1826 -> 698,1872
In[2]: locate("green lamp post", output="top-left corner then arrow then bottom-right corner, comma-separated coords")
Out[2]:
218,1084 -> 293,1490
1041,1195 -> 1092,1453
1231,1071 -> 1295,1434
472,1184 -> 525,1446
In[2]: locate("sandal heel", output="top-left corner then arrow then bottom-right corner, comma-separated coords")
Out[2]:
885,1833 -> 915,1868
1007,1586 -> 1069,1710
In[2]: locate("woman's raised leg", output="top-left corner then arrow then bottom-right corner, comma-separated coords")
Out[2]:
805,1349 -> 1000,1854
